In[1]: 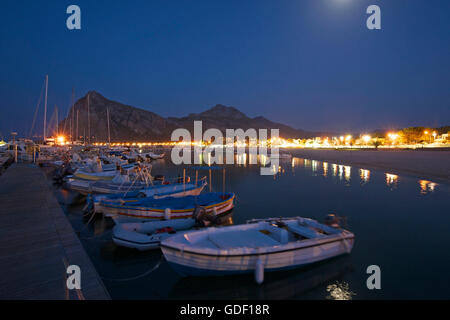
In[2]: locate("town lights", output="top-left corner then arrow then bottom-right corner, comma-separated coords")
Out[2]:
387,133 -> 398,140
57,135 -> 66,145
362,135 -> 371,143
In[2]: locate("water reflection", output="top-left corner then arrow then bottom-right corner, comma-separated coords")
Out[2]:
323,162 -> 328,177
304,159 -> 311,168
419,180 -> 437,195
344,166 -> 351,182
360,169 -> 370,184
332,164 -> 337,177
326,281 -> 356,300
168,255 -> 353,300
311,160 -> 318,173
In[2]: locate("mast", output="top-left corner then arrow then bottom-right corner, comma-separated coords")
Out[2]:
71,88 -> 75,143
87,92 -> 90,145
43,75 -> 48,141
76,109 -> 79,142
55,105 -> 58,136
107,107 -> 111,145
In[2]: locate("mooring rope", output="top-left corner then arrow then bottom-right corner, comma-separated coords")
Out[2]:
100,256 -> 164,282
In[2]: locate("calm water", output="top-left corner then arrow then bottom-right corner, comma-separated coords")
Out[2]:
56,156 -> 450,300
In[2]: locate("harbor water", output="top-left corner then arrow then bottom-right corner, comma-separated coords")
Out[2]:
54,155 -> 450,299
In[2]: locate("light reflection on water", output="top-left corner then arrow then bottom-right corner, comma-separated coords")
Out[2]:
326,281 -> 356,300
419,180 -> 438,195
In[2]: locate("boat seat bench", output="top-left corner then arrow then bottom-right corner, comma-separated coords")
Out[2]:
287,224 -> 325,238
207,230 -> 280,249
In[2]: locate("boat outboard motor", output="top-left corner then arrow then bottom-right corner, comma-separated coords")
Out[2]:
194,206 -> 218,227
324,213 -> 346,228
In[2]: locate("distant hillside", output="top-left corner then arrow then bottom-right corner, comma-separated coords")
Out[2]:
60,91 -> 313,142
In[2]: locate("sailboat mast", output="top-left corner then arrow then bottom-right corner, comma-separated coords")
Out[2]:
107,107 -> 111,145
55,105 -> 58,136
71,88 -> 75,143
43,75 -> 48,141
87,92 -> 90,145
76,109 -> 79,142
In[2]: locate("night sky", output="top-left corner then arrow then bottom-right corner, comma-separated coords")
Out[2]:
0,0 -> 449,138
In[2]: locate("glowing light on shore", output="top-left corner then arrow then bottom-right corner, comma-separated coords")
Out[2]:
387,133 -> 399,141
57,136 -> 66,145
362,135 -> 371,143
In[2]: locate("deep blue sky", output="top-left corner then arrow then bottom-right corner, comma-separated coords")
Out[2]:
0,0 -> 449,138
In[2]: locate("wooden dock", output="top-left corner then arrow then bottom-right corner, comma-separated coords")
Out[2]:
0,163 -> 110,299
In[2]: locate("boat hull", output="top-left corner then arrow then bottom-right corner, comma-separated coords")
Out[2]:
94,184 -> 209,217
161,232 -> 354,277
112,219 -> 196,251
109,197 -> 233,223
161,217 -> 354,276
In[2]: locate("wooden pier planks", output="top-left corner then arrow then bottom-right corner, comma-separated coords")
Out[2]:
0,163 -> 110,300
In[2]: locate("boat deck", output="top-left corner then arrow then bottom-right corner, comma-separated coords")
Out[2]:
0,163 -> 110,299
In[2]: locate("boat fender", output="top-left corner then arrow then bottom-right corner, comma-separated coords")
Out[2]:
255,258 -> 264,285
164,208 -> 171,220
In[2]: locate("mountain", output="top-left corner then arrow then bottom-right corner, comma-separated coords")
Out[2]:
60,91 -> 313,142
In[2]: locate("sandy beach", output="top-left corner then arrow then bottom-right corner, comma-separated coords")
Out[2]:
288,149 -> 450,183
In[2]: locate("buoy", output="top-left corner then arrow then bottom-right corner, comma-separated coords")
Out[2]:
164,208 -> 171,220
255,258 -> 264,285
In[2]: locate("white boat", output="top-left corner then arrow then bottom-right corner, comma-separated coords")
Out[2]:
73,169 -> 118,181
73,162 -> 136,181
112,219 -> 196,251
161,216 -> 354,282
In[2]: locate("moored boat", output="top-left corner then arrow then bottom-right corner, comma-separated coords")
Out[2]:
93,178 -> 208,212
160,216 -> 354,282
100,192 -> 235,223
112,219 -> 197,251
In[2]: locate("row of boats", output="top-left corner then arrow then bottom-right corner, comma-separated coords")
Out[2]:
50,147 -> 354,283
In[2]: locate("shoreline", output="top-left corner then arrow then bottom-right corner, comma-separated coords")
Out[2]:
287,149 -> 450,184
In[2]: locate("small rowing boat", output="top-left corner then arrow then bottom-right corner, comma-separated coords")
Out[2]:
113,219 -> 196,251
161,216 -> 354,283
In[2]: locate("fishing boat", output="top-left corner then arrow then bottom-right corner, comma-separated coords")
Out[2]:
160,216 -> 354,283
66,167 -> 152,195
99,192 -> 235,223
112,219 -> 197,251
92,178 -> 208,211
72,162 -> 136,181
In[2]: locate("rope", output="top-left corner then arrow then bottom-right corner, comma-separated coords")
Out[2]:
29,80 -> 45,138
100,256 -> 164,282
76,210 -> 97,234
